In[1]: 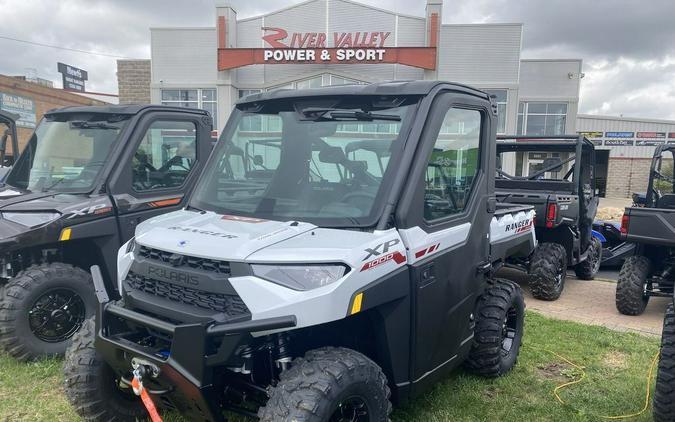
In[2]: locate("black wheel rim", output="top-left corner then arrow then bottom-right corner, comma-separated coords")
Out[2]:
501,306 -> 519,356
330,395 -> 370,422
28,288 -> 86,343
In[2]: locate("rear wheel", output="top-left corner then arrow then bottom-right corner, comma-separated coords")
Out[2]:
258,347 -> 391,422
528,242 -> 567,301
63,318 -> 146,421
0,263 -> 97,361
574,237 -> 602,280
654,303 -> 675,422
615,255 -> 650,316
465,278 -> 525,377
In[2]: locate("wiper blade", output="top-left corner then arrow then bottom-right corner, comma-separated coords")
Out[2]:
69,121 -> 120,130
300,107 -> 400,122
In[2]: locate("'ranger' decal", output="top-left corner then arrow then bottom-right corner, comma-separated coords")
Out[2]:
504,219 -> 533,234
167,226 -> 238,239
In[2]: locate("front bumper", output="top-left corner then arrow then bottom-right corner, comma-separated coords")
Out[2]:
90,266 -> 296,421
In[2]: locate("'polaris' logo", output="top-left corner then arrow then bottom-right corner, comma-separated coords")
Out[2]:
505,219 -> 533,234
168,226 -> 238,239
148,265 -> 199,286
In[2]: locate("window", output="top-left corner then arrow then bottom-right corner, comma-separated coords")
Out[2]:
161,88 -> 218,129
485,89 -> 507,134
517,102 -> 567,136
424,108 -> 482,221
296,76 -> 323,90
132,120 -> 197,192
239,89 -> 262,99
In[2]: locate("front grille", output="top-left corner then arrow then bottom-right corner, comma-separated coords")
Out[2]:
124,271 -> 249,318
138,246 -> 231,274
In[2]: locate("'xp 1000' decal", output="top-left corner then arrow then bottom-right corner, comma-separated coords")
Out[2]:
167,226 -> 238,239
67,203 -> 113,219
361,239 -> 406,271
504,219 -> 533,234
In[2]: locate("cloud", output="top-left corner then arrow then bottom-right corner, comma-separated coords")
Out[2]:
0,0 -> 673,120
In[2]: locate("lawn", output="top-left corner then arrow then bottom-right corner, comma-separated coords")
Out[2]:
0,312 -> 661,422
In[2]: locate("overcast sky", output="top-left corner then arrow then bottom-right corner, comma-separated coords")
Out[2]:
1,0 -> 674,119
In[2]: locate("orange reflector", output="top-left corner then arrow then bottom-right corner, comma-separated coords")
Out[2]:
59,228 -> 72,241
149,198 -> 181,208
350,292 -> 363,315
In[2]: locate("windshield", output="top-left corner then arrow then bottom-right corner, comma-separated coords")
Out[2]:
190,96 -> 418,226
496,147 -> 577,182
5,115 -> 128,192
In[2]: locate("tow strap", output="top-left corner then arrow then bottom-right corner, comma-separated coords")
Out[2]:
131,369 -> 163,422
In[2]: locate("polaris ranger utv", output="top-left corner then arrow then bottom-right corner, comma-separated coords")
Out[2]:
495,136 -> 601,300
616,144 -> 675,316
0,104 -> 212,360
63,81 -> 537,422
0,110 -> 19,181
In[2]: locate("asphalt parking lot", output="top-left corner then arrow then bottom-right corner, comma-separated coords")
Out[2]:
500,267 -> 669,336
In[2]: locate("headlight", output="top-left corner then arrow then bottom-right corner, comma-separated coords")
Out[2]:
1,212 -> 61,228
251,264 -> 350,291
125,237 -> 137,254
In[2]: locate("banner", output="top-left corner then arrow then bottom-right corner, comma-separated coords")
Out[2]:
0,92 -> 36,128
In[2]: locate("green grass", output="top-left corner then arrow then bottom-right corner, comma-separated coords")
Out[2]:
0,312 -> 661,422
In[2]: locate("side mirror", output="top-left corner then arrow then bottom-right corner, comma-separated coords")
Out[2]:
253,155 -> 264,166
319,146 -> 346,164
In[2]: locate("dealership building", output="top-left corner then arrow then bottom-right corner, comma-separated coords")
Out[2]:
116,0 -> 675,198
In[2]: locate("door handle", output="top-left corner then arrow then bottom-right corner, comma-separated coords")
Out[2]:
419,264 -> 436,288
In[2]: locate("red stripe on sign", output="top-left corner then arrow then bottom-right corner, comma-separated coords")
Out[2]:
361,251 -> 406,271
415,249 -> 427,258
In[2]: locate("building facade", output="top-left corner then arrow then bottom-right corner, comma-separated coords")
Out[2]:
577,114 -> 675,198
127,0 -> 582,140
0,74 -> 108,160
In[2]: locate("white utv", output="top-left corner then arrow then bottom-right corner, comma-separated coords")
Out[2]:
64,81 -> 536,421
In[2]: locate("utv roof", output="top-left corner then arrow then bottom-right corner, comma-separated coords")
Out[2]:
45,104 -> 210,117
496,135 -> 595,152
236,80 -> 490,105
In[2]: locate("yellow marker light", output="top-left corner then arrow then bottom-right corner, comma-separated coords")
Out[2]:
350,292 -> 363,315
59,228 -> 72,241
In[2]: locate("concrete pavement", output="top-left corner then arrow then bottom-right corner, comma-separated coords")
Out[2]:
499,268 -> 669,336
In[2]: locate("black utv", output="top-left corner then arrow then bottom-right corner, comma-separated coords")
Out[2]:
616,144 -> 675,316
495,135 -> 601,300
0,110 -> 19,180
0,104 -> 212,360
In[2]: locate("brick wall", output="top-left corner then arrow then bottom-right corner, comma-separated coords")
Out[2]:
0,74 -> 107,157
605,157 -> 671,198
117,60 -> 151,104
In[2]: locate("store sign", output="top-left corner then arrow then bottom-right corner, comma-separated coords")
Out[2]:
636,131 -> 666,138
0,92 -> 36,128
669,133 -> 675,143
605,131 -> 634,138
636,139 -> 665,146
605,139 -> 633,146
217,14 -> 439,71
577,131 -> 603,138
57,62 -> 88,92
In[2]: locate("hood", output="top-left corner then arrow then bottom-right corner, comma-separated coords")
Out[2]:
0,185 -> 95,213
135,210 -> 318,261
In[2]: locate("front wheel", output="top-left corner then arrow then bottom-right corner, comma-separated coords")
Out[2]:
64,318 -> 146,421
654,303 -> 675,422
574,237 -> 602,280
0,263 -> 97,361
258,347 -> 391,422
465,278 -> 525,377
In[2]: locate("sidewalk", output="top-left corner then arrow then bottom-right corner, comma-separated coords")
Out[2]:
500,268 -> 670,336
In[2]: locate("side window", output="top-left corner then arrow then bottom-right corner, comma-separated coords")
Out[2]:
424,108 -> 482,221
132,120 -> 197,192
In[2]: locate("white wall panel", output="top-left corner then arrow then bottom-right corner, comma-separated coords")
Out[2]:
437,24 -> 522,85
151,28 -> 217,84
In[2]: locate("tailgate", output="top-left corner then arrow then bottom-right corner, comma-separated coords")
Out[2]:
624,207 -> 675,247
490,206 -> 536,261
